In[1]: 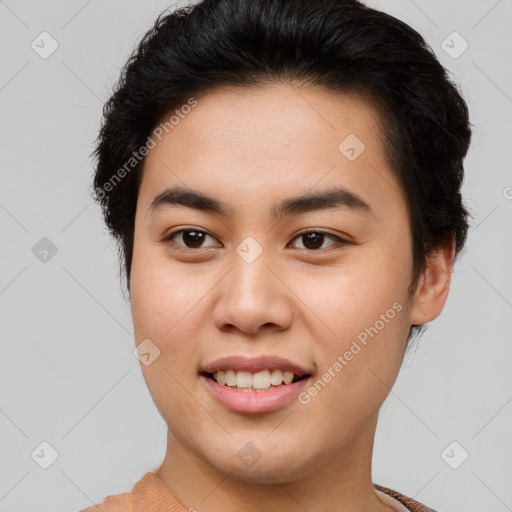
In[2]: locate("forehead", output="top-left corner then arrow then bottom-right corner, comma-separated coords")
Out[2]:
137,82 -> 406,222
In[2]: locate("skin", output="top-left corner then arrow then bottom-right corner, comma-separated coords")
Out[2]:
129,82 -> 455,512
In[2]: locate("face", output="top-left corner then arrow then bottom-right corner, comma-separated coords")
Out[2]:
130,82 -> 422,483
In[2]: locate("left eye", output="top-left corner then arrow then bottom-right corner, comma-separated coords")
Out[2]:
289,230 -> 344,250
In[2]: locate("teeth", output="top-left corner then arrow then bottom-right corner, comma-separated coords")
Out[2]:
216,370 -> 226,385
252,370 -> 271,389
225,369 -> 236,386
212,369 -> 300,390
283,371 -> 294,384
236,371 -> 253,388
270,369 -> 283,385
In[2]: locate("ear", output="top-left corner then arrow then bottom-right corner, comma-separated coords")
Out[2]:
409,235 -> 456,326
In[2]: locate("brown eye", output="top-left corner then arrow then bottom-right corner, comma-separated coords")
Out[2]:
290,230 -> 346,250
163,229 -> 220,249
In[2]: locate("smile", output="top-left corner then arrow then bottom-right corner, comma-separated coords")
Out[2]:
208,369 -> 308,392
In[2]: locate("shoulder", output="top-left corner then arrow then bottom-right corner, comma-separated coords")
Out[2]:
79,491 -> 133,512
374,483 -> 439,512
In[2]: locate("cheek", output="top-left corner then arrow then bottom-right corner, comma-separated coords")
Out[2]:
294,236 -> 412,398
131,241 -> 200,338
302,243 -> 411,338
130,252 -> 202,410
129,250 -> 206,402
294,270 -> 409,444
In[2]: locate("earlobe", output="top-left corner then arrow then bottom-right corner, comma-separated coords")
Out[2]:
409,236 -> 456,326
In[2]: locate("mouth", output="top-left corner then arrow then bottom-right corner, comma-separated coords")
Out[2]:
202,369 -> 311,392
199,355 -> 313,413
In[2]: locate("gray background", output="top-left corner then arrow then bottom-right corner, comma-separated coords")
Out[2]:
0,1 -> 511,511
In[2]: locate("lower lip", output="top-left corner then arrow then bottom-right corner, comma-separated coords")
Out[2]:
200,374 -> 311,414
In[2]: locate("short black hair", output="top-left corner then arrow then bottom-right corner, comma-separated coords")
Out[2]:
91,0 -> 472,345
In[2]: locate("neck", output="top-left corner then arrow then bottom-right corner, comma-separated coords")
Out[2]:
156,413 -> 393,512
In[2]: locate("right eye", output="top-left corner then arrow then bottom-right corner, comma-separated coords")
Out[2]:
160,228 -> 221,250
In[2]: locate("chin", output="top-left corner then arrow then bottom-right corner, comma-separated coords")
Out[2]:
198,437 -> 315,484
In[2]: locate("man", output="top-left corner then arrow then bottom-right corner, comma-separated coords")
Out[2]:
84,1 -> 471,510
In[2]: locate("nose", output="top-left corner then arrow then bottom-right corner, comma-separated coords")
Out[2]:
211,249 -> 294,335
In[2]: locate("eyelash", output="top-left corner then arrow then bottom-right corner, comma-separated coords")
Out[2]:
159,227 -> 348,252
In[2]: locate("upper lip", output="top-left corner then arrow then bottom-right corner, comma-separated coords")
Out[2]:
201,355 -> 312,377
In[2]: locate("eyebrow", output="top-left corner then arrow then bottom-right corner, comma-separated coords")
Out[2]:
146,185 -> 373,220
